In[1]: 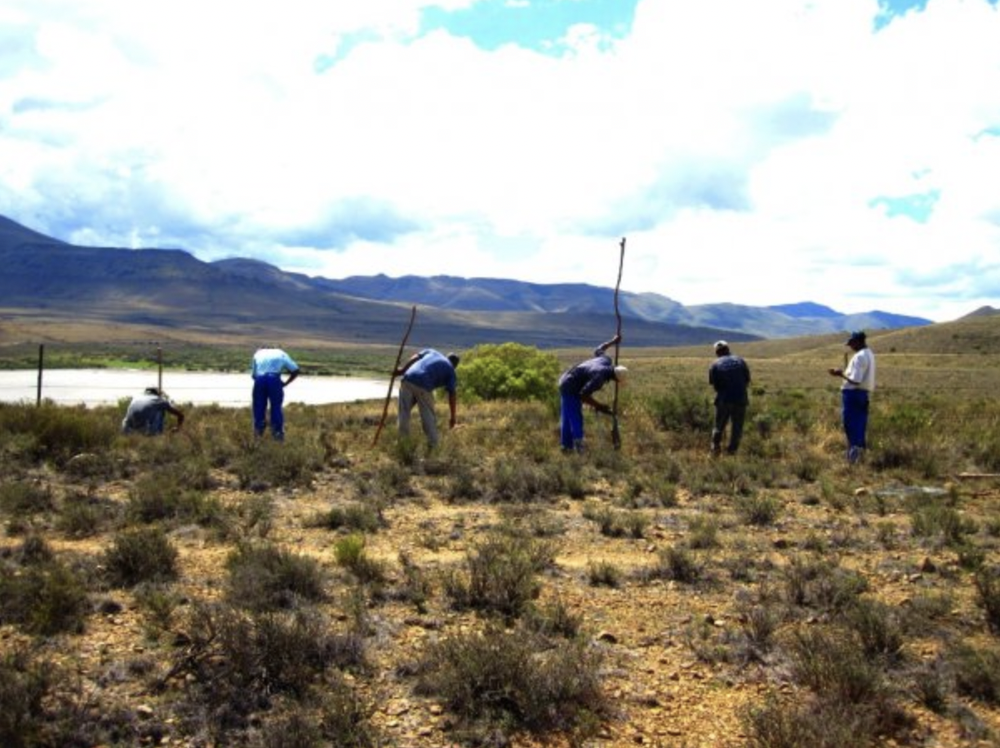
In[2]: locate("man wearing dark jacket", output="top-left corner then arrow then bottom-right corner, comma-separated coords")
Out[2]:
709,341 -> 751,455
558,334 -> 626,453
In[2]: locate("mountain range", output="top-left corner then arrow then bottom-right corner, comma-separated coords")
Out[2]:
0,214 -> 933,349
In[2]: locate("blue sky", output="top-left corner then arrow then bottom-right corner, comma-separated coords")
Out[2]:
1,0 -> 998,322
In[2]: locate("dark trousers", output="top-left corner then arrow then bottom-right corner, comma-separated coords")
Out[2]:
712,402 -> 747,454
253,375 -> 285,438
841,388 -> 869,460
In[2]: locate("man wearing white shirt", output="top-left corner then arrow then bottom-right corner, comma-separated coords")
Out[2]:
828,331 -> 876,464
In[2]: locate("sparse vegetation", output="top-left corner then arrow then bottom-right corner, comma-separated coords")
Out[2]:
1,328 -> 1000,745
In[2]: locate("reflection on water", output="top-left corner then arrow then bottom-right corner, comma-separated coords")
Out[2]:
0,369 -> 391,408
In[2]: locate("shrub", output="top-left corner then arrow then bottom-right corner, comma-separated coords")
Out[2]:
104,527 -> 179,587
648,383 -> 713,435
734,492 -> 782,526
0,480 -> 54,516
126,472 -> 220,527
788,627 -> 886,705
233,438 -> 324,491
646,546 -> 702,584
415,623 -> 605,737
259,676 -> 378,748
842,597 -> 905,663
56,492 -> 116,537
0,558 -> 89,635
587,560 -> 621,587
308,502 -> 382,533
488,459 -> 562,504
949,642 -> 1000,704
226,542 -> 326,611
0,647 -> 54,748
460,343 -> 561,403
782,556 -> 867,612
582,502 -> 647,538
687,516 -> 721,549
444,533 -> 549,618
333,534 -> 387,585
1,403 -> 118,466
975,568 -> 1000,635
523,597 -> 582,639
174,603 -> 362,731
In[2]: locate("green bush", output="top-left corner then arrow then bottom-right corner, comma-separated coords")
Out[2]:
460,343 -> 561,403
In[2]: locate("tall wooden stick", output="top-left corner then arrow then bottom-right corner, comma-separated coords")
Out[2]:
372,305 -> 417,447
611,237 -> 625,450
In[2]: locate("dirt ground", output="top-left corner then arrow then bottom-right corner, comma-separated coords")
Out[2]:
11,444 -> 996,748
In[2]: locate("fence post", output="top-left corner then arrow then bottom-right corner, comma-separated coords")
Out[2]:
157,345 -> 163,393
36,344 -> 44,407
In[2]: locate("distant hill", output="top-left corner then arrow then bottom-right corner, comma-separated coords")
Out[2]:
0,213 -> 934,348
0,216 -> 748,350
306,275 -> 932,338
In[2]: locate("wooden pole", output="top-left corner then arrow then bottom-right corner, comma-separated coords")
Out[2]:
611,238 -> 625,450
372,306 -> 418,447
157,345 -> 163,393
36,344 -> 44,407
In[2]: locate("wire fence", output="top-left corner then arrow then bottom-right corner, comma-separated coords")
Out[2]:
0,345 -> 389,408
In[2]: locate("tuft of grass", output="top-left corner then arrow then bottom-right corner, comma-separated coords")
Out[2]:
307,502 -> 383,534
586,560 -> 622,588
333,534 -> 387,586
734,492 -> 783,526
647,545 -> 703,584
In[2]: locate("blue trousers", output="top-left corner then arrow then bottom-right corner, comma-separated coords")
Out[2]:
841,388 -> 869,456
560,393 -> 584,450
253,375 -> 285,438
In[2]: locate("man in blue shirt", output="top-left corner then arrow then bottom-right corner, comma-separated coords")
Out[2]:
395,349 -> 460,448
251,346 -> 300,440
558,334 -> 625,452
709,341 -> 751,455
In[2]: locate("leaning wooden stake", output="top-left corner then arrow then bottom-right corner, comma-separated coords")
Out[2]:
611,237 -> 625,450
372,305 -> 417,447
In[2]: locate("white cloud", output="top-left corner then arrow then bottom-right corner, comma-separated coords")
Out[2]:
1,0 -> 998,323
